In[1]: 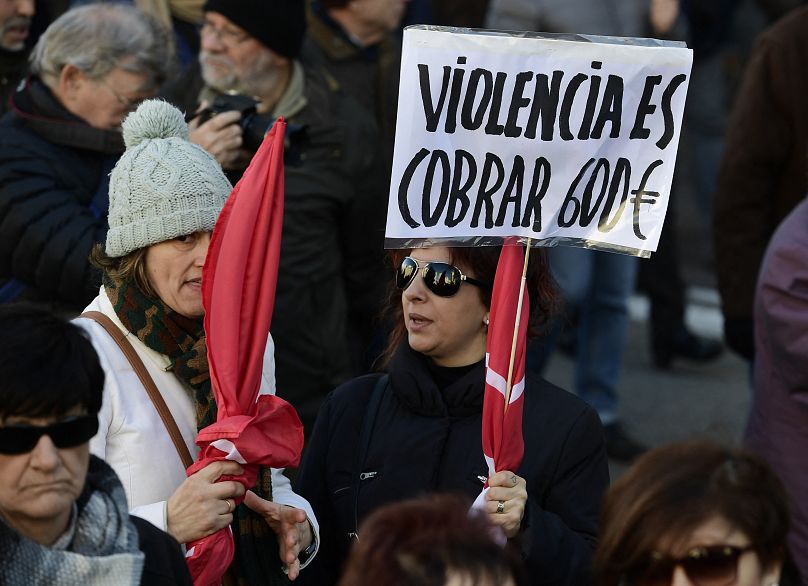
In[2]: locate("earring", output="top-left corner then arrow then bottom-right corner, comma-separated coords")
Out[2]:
484,317 -> 489,326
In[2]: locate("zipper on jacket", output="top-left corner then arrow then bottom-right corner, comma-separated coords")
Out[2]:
348,471 -> 379,543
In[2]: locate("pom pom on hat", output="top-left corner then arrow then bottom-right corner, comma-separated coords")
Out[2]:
122,99 -> 189,148
106,99 -> 232,258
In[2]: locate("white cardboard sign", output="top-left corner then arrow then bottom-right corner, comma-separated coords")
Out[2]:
385,26 -> 693,257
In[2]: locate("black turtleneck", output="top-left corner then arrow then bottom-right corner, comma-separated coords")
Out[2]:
425,357 -> 482,391
389,342 -> 485,418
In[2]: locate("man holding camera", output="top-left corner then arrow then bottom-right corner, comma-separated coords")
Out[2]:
163,0 -> 387,438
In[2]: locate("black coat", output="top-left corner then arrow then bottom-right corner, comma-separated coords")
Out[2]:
295,343 -> 609,586
131,517 -> 192,585
0,77 -> 123,309
302,5 -> 400,163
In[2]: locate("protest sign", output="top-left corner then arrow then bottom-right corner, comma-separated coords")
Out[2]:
385,26 -> 692,257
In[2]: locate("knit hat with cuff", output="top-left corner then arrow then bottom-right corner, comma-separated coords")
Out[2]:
203,0 -> 306,59
105,99 -> 232,258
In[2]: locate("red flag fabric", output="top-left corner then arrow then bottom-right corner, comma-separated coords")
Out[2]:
481,240 -> 529,486
184,119 -> 304,585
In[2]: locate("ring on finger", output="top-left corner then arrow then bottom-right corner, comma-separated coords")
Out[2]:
225,498 -> 234,514
496,500 -> 505,514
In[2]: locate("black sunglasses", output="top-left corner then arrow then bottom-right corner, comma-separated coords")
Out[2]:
396,256 -> 490,298
0,415 -> 99,455
624,545 -> 755,586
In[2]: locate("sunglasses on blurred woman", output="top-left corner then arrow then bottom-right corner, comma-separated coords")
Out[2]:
623,544 -> 755,586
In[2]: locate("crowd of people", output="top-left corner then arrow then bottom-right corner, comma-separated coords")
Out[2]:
0,0 -> 806,584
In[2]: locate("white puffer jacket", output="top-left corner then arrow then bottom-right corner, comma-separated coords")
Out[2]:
75,287 -> 318,562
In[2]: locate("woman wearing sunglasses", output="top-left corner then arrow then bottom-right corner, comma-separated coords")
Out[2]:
295,245 -> 609,585
0,305 -> 191,585
594,441 -> 801,586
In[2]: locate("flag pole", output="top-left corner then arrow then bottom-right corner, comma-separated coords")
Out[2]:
504,237 -> 532,412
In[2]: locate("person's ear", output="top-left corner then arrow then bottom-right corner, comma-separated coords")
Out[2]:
57,64 -> 87,105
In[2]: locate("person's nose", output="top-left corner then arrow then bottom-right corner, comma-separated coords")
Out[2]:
29,435 -> 61,472
194,232 -> 212,266
201,27 -> 225,52
671,565 -> 694,586
402,269 -> 428,302
17,0 -> 35,17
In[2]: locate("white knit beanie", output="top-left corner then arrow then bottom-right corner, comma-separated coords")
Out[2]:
105,99 -> 232,258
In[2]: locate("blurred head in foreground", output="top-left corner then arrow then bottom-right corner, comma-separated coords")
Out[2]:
595,440 -> 794,586
338,494 -> 526,586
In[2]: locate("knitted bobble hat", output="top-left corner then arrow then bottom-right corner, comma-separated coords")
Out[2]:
105,99 -> 232,258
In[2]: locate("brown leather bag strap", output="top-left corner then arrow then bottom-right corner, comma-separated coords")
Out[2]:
80,311 -> 195,469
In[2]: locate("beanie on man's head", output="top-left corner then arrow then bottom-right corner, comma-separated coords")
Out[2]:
105,99 -> 232,258
203,0 -> 306,59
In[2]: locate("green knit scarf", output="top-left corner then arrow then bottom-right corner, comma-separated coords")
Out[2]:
105,275 -> 287,584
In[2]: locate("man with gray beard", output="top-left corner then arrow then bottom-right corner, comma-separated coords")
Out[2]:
162,0 -> 388,440
0,0 -> 34,116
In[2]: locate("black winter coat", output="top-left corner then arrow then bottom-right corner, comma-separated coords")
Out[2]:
295,343 -> 609,586
270,64 -> 387,432
0,77 -> 123,309
131,517 -> 192,585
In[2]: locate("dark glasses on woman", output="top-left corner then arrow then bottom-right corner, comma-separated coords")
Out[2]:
0,415 -> 99,455
625,545 -> 755,586
396,256 -> 489,297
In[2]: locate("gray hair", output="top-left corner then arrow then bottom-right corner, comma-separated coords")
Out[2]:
30,3 -> 175,90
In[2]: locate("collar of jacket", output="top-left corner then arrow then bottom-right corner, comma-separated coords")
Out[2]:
272,60 -> 308,119
307,3 -> 361,60
307,2 -> 381,62
389,341 -> 485,418
8,76 -> 125,155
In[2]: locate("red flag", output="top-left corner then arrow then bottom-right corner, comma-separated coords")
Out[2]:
185,119 -> 304,585
481,240 -> 529,485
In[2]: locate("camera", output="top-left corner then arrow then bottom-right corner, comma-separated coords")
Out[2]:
196,93 -> 274,152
